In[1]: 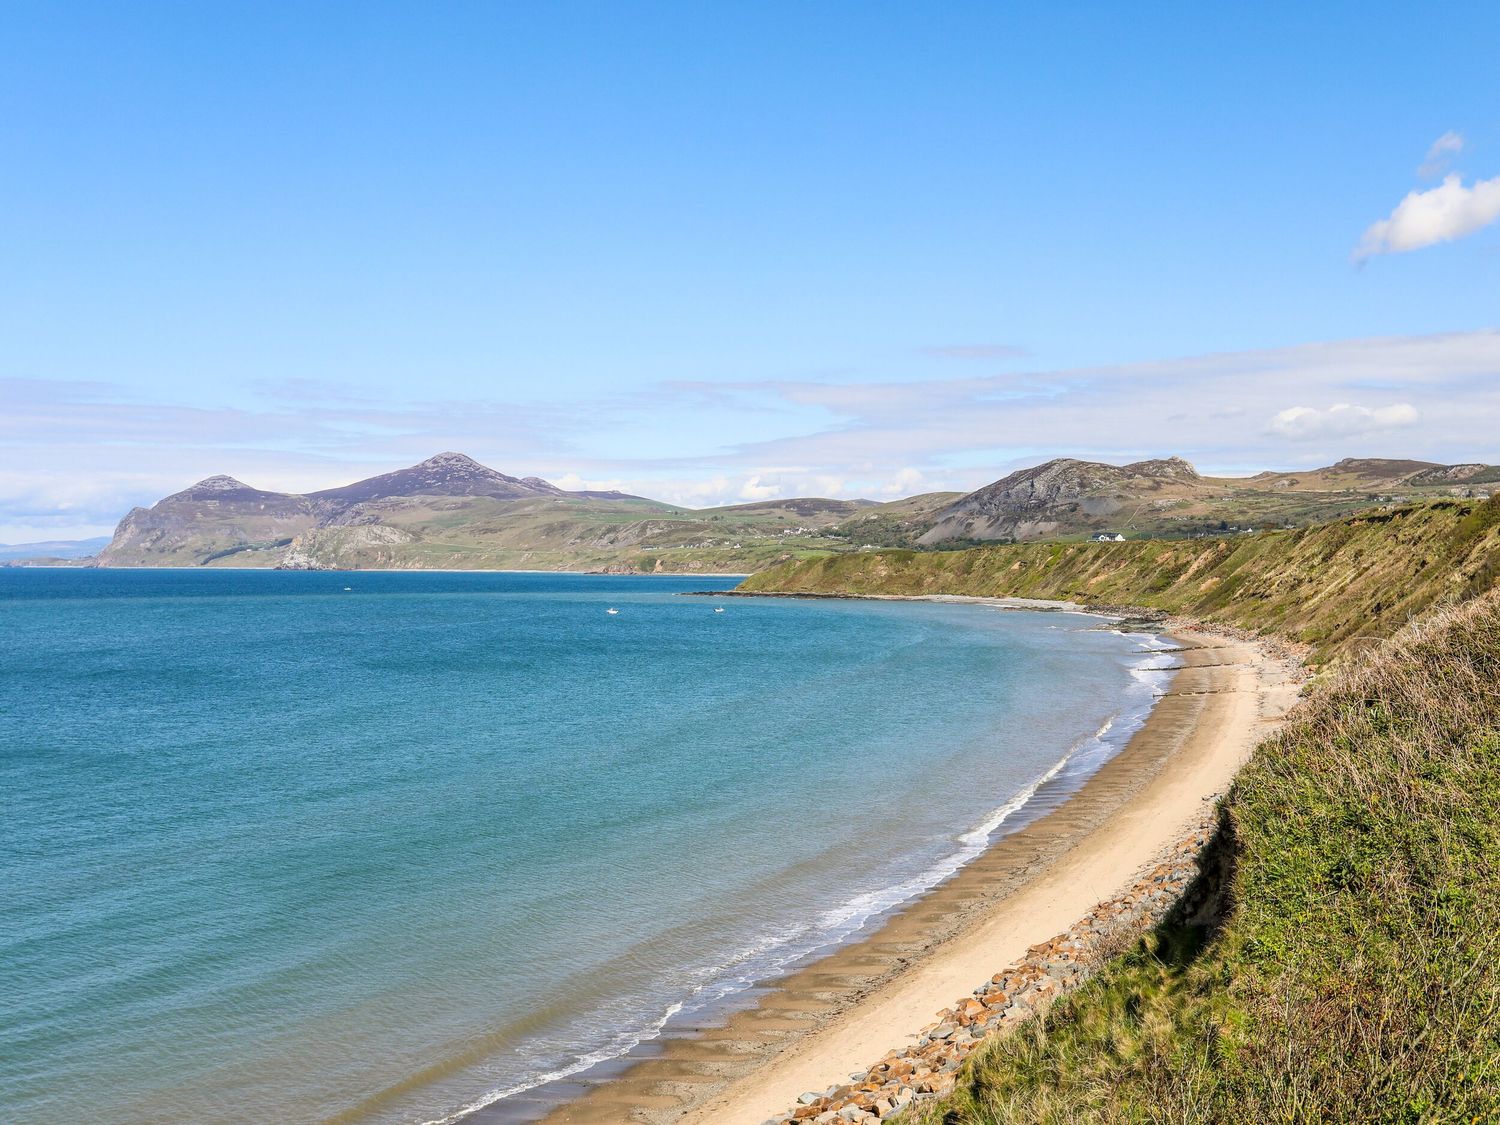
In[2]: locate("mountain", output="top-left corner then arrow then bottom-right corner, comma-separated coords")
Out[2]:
97,476 -> 317,566
93,452 -> 1500,569
306,451 -> 569,504
93,454 -> 911,572
919,456 -> 1205,543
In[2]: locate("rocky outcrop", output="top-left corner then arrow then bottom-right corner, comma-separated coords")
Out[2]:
278,524 -> 419,570
919,457 -> 1201,545
1406,462 -> 1500,485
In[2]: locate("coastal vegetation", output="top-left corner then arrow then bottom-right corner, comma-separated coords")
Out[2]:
905,587 -> 1500,1123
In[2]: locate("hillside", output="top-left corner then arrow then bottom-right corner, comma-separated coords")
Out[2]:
920,457 -> 1205,543
0,536 -> 110,565
93,453 -> 910,572
91,452 -> 1499,572
742,496 -> 1500,663
917,456 -> 1498,545
907,578 -> 1500,1124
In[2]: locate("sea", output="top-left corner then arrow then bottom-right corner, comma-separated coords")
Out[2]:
0,569 -> 1171,1124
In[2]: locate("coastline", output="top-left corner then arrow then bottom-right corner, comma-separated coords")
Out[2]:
524,620 -> 1300,1125
43,565 -> 753,577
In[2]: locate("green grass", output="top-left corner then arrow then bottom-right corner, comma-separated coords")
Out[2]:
907,591 -> 1500,1125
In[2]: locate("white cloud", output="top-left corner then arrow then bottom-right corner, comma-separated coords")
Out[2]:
1418,130 -> 1465,179
737,475 -> 782,501
4,330 -> 1499,537
881,467 -> 928,495
1354,173 -> 1500,261
1268,402 -> 1419,441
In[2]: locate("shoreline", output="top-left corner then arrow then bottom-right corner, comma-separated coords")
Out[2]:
29,565 -> 754,577
521,620 -> 1300,1124
683,589 -> 1094,613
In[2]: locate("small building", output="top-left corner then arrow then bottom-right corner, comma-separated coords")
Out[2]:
1091,532 -> 1126,542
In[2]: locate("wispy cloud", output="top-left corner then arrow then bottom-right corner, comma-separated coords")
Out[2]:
4,331 -> 1499,538
666,331 -> 1500,479
1354,172 -> 1500,261
250,377 -> 376,404
1418,130 -> 1465,179
1268,402 -> 1419,441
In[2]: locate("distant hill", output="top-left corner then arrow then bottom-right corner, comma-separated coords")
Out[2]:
94,453 -> 916,572
92,452 -> 1499,570
1242,456 -> 1500,490
0,536 -> 111,564
920,457 -> 1202,543
917,455 -> 1499,545
305,451 -> 584,504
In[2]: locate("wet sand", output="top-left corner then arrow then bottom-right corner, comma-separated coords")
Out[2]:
524,624 -> 1300,1125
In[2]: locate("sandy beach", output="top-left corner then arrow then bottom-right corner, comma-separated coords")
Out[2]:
534,619 -> 1301,1125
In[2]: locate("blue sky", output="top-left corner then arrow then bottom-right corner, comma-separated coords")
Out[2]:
4,2 -> 1500,539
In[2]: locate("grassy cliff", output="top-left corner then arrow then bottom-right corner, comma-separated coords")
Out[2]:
741,497 -> 1500,663
907,589 -> 1500,1124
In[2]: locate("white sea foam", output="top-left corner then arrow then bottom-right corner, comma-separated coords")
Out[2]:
415,999 -> 687,1125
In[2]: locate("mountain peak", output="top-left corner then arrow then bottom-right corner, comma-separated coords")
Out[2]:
1124,456 -> 1199,480
308,452 -> 546,504
193,474 -> 252,492
415,451 -> 486,471
164,475 -> 286,502
1329,457 -> 1441,478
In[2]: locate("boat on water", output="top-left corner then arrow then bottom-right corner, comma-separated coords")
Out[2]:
606,607 -> 619,615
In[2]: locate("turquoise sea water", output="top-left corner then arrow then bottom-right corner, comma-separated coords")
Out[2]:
1,570 -> 1169,1124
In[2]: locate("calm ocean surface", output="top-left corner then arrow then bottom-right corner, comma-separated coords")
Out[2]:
1,569 -> 1169,1124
